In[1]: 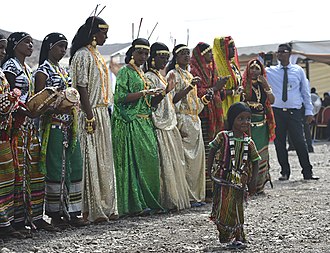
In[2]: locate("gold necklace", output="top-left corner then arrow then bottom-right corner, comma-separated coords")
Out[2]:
150,68 -> 167,86
129,62 -> 151,108
175,65 -> 198,121
86,45 -> 109,104
251,84 -> 261,103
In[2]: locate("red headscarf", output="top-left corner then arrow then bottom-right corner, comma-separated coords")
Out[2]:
242,58 -> 276,141
190,42 -> 224,138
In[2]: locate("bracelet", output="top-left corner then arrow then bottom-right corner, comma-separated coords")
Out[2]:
140,90 -> 146,96
189,83 -> 195,89
232,89 -> 235,96
201,95 -> 210,105
265,88 -> 273,94
161,89 -> 167,96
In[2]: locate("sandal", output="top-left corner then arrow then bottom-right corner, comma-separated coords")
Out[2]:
51,217 -> 72,230
226,240 -> 247,249
67,217 -> 88,227
34,219 -> 61,232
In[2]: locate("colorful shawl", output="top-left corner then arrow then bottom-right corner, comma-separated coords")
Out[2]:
212,36 -> 241,119
190,42 -> 224,138
242,58 -> 276,141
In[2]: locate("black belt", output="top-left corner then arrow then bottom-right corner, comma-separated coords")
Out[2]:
273,107 -> 299,112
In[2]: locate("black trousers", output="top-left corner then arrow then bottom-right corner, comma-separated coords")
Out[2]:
273,108 -> 313,178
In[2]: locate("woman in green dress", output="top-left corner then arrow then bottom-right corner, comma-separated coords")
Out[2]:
111,38 -> 164,216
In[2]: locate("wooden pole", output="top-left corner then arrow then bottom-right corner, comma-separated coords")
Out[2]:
137,18 -> 143,38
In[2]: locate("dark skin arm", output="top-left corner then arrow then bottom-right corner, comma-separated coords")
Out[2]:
247,160 -> 259,195
151,72 -> 177,107
207,147 -> 217,178
4,71 -> 35,118
173,76 -> 201,104
77,86 -> 96,131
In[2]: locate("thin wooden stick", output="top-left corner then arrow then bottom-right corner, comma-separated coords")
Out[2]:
137,18 -> 143,38
148,22 -> 158,40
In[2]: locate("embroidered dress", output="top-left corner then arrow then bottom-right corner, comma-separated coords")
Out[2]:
209,131 -> 260,243
145,70 -> 190,211
167,67 -> 206,203
2,58 -> 44,226
0,69 -> 15,228
112,65 -> 163,216
70,46 -> 117,222
36,60 -> 83,219
244,82 -> 275,193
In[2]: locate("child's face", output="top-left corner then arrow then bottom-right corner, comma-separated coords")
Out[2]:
233,111 -> 251,134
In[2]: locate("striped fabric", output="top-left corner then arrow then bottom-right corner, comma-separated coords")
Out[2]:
12,121 -> 44,225
0,141 -> 15,227
44,127 -> 82,217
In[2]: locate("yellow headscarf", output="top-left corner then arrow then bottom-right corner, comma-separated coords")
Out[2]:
213,36 -> 241,119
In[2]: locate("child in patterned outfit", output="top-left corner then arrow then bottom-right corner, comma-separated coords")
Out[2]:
207,102 -> 260,249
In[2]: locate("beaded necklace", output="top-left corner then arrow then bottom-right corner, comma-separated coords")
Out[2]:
228,131 -> 249,173
86,45 -> 109,104
175,65 -> 198,121
48,60 -> 70,88
15,58 -> 34,97
129,62 -> 151,108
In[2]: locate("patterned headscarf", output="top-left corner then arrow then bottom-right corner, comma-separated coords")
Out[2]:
212,36 -> 242,119
212,36 -> 240,89
242,58 -> 276,141
4,32 -> 31,63
39,33 -> 67,65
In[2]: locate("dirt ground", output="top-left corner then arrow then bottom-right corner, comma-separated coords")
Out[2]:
1,141 -> 329,253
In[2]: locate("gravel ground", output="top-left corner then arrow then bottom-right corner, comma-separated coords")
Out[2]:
1,141 -> 329,253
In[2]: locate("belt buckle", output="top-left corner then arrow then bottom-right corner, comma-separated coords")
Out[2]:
283,108 -> 288,111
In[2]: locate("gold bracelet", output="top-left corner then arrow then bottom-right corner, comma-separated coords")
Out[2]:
201,95 -> 210,105
161,89 -> 167,96
189,83 -> 195,89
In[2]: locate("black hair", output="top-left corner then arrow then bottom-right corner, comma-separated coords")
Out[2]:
278,43 -> 292,52
39,32 -> 67,65
227,102 -> 251,130
3,32 -> 31,64
145,42 -> 169,72
166,44 -> 187,74
70,16 -> 107,64
124,38 -> 150,64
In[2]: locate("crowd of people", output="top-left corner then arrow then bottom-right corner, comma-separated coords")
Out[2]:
0,12 -> 320,250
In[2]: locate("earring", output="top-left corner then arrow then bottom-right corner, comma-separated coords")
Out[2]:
91,36 -> 97,47
175,63 -> 179,69
151,58 -> 155,68
129,55 -> 135,65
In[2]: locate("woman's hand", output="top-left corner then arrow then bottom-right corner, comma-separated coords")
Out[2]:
191,76 -> 201,86
166,72 -> 177,93
214,75 -> 230,91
